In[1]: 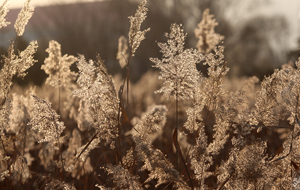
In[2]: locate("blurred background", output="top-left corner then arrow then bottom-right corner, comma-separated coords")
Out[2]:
1,0 -> 300,85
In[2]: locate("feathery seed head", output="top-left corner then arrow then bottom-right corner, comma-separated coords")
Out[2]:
14,0 -> 34,36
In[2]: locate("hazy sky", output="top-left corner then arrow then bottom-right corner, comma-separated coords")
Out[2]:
224,0 -> 300,49
8,0 -> 105,9
6,0 -> 300,50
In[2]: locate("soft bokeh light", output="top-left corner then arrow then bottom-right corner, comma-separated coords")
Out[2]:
8,0 -> 106,9
224,0 -> 300,50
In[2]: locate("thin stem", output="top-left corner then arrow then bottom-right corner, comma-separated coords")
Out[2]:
22,124 -> 26,156
175,83 -> 180,170
175,94 -> 178,142
126,67 -> 130,107
117,84 -> 125,164
125,48 -> 133,108
14,36 -> 19,53
22,104 -> 30,156
56,127 -> 66,182
56,62 -> 65,181
115,48 -> 133,164
73,132 -> 98,164
117,100 -> 123,165
58,86 -> 61,115
173,128 -> 194,189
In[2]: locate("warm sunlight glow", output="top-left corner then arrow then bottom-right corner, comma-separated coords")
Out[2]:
9,0 -> 107,9
2,0 -> 300,188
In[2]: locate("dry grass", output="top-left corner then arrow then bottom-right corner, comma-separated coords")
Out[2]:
1,0 -> 300,189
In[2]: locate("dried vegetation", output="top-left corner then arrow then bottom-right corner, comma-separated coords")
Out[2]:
1,0 -> 300,189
